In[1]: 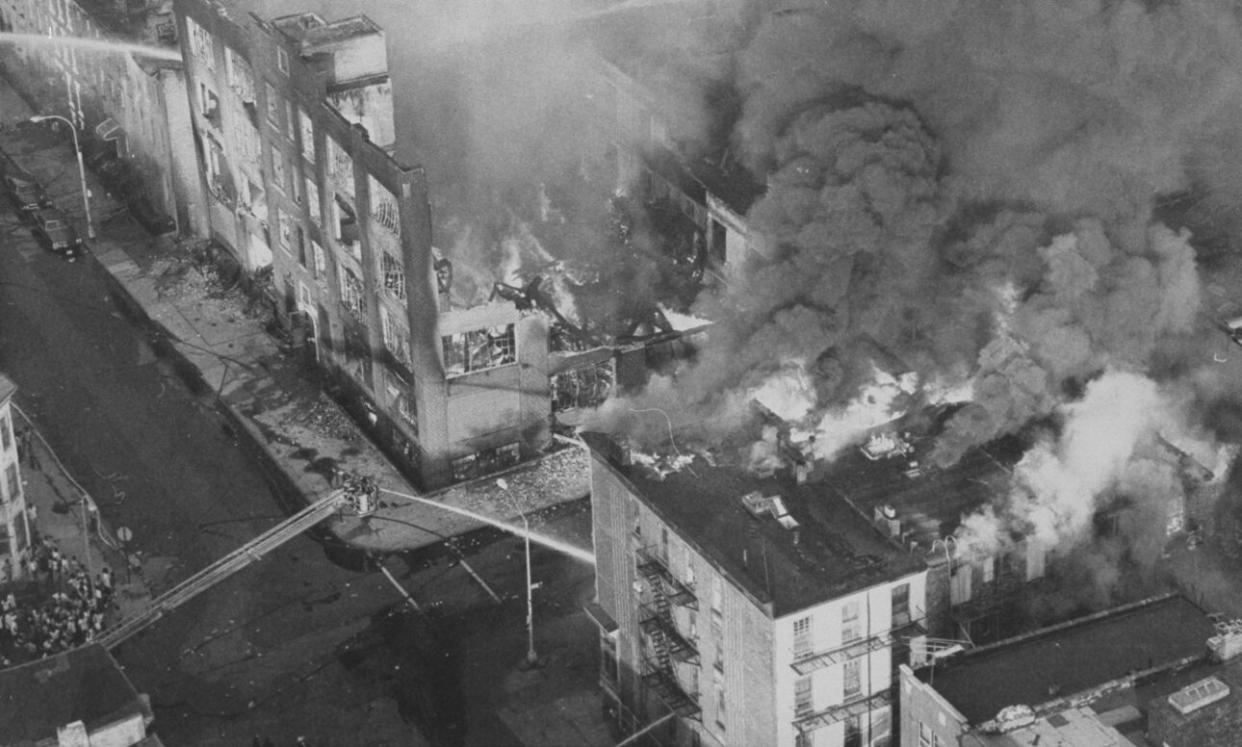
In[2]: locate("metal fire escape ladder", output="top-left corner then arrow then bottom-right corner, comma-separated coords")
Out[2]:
637,570 -> 701,719
636,546 -> 697,608
99,490 -> 349,649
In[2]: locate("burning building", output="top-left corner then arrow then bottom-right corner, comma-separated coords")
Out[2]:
575,0 -> 1242,658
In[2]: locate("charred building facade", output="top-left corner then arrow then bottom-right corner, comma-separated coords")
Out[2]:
173,0 -> 713,490
584,431 -> 929,747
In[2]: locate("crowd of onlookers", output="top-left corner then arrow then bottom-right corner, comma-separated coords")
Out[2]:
0,537 -> 116,668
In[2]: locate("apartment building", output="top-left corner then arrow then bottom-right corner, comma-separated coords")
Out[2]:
0,374 -> 30,582
899,593 -> 1236,747
584,430 -> 929,747
0,0 -> 195,233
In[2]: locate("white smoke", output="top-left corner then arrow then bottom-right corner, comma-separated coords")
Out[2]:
956,369 -> 1222,562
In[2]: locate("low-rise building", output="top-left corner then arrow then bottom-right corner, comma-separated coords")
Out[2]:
899,593 -> 1227,747
0,642 -> 161,746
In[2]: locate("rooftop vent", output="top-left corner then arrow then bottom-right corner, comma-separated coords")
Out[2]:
770,496 -> 799,530
741,490 -> 771,518
875,505 -> 901,538
1168,676 -> 1230,715
740,491 -> 799,529
1209,622 -> 1242,662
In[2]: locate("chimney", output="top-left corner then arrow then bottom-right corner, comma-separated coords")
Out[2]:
1209,623 -> 1242,662
795,461 -> 810,484
874,504 -> 901,538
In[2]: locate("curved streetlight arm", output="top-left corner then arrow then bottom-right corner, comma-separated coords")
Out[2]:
28,114 -> 95,240
498,480 -> 538,667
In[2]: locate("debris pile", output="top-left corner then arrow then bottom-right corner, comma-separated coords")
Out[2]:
288,397 -> 358,443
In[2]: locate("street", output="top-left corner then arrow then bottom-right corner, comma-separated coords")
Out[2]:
0,114 -> 607,745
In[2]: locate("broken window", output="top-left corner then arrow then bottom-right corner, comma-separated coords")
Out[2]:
551,361 -> 613,412
385,370 -> 417,433
311,240 -> 327,288
187,16 -> 214,71
305,176 -> 320,224
285,99 -> 297,142
198,83 -> 220,127
451,453 -> 477,482
452,445 -> 520,481
277,208 -> 293,252
327,136 -> 355,199
288,156 -> 302,205
339,266 -> 365,322
270,146 -> 286,192
299,107 -> 315,163
335,194 -> 359,256
442,325 -> 516,376
476,443 -> 520,475
264,81 -> 282,128
370,176 -> 400,236
231,113 -> 261,166
380,306 -> 410,366
225,46 -> 255,103
381,251 -> 405,300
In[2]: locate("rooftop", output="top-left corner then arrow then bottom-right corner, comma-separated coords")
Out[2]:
582,431 -> 926,617
271,13 -> 383,49
821,406 -> 1024,550
920,594 -> 1216,725
961,707 -> 1135,747
0,643 -> 150,743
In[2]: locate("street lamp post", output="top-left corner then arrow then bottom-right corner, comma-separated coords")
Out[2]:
498,478 -> 538,668
29,114 -> 94,240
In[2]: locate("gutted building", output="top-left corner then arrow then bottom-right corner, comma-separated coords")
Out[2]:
174,0 -> 713,490
584,430 -> 928,747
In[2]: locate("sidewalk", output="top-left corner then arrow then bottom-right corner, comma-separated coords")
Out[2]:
0,81 -> 590,557
7,403 -> 153,625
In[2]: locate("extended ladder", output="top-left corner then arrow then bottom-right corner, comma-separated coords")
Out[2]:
98,490 -> 349,649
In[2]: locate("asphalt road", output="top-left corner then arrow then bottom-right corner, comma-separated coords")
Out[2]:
0,166 -> 605,746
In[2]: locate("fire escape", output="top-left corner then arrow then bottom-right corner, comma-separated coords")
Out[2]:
636,545 -> 701,719
788,612 -> 925,738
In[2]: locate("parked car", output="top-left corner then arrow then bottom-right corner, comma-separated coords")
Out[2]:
2,173 -> 52,219
30,208 -> 84,261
